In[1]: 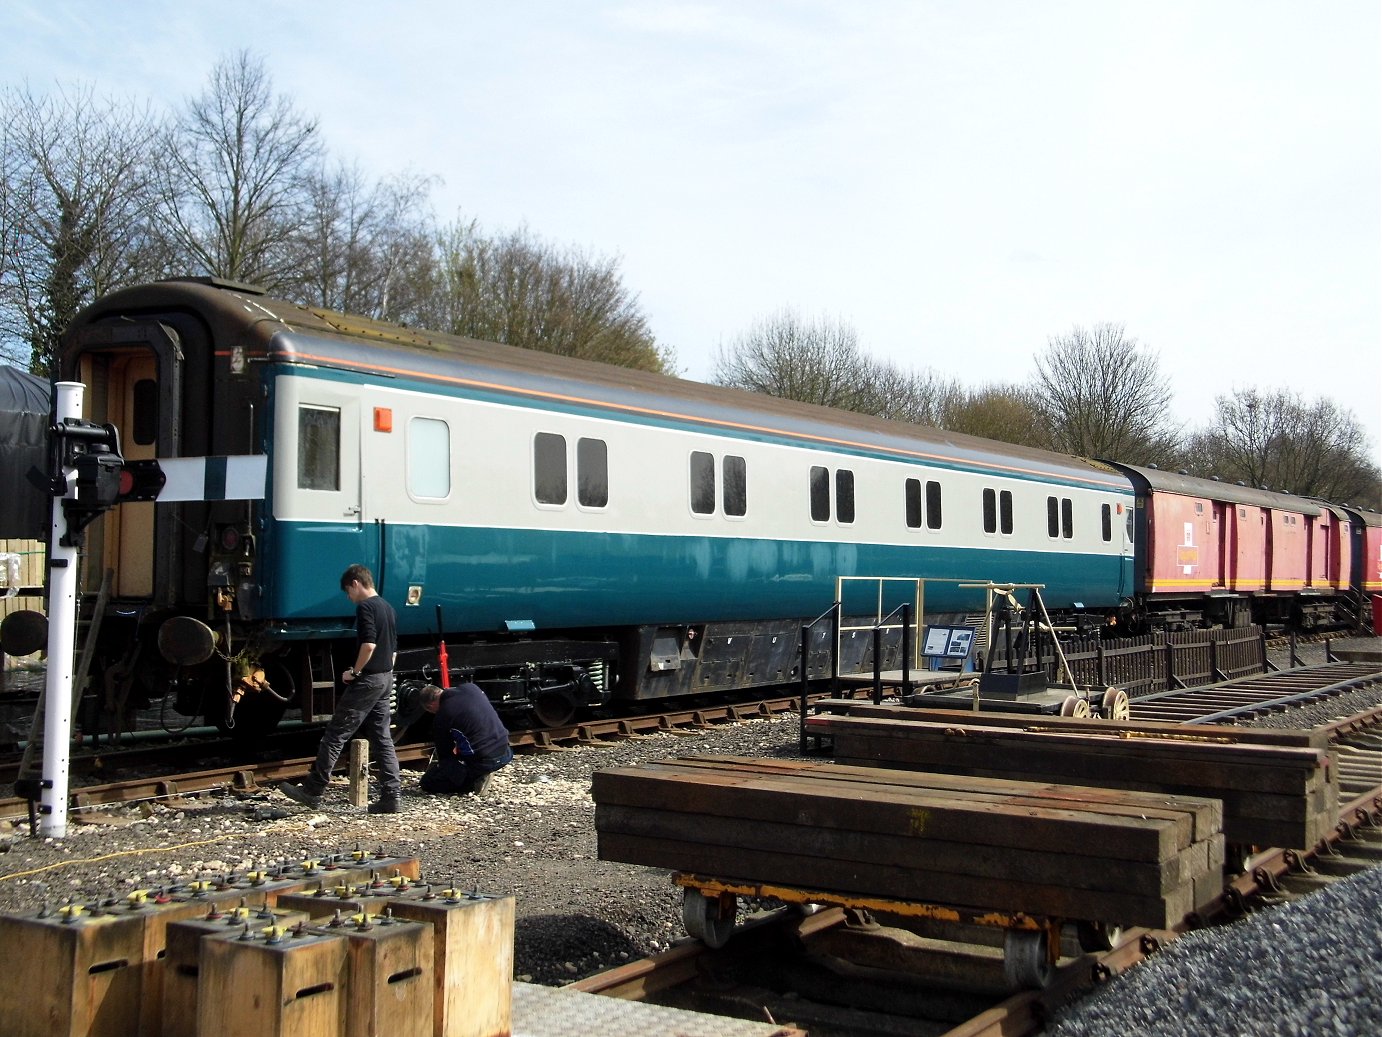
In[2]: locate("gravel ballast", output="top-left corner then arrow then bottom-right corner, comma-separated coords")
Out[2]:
1045,864 -> 1382,1037
0,712 -> 802,986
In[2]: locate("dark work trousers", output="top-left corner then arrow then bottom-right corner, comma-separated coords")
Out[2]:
303,671 -> 401,798
420,746 -> 513,795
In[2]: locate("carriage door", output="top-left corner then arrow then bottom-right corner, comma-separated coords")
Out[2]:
1213,503 -> 1229,588
93,352 -> 159,598
275,380 -> 369,594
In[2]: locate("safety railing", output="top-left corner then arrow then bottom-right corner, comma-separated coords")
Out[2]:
798,602 -> 840,754
863,601 -> 913,705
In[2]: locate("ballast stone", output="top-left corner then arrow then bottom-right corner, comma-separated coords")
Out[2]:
1046,863 -> 1382,1037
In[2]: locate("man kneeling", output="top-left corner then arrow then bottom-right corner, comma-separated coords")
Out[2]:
418,683 -> 513,795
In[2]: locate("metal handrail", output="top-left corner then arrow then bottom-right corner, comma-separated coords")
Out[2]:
867,602 -> 913,704
799,602 -> 841,753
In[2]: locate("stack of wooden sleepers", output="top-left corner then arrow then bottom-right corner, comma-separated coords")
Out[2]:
807,703 -> 1338,851
593,755 -> 1225,930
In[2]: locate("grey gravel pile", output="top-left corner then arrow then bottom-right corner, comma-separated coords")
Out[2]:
1046,864 -> 1382,1037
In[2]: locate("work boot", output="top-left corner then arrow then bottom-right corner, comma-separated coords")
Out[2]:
367,796 -> 400,814
471,773 -> 494,797
279,782 -> 322,809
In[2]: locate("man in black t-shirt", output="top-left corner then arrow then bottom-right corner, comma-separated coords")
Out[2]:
417,683 -> 513,796
281,564 -> 403,813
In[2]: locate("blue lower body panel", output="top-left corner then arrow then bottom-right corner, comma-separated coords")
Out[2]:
263,522 -> 1129,638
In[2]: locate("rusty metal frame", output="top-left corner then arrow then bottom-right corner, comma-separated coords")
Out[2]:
672,871 -> 1054,934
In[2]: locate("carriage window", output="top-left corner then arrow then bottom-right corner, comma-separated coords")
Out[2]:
577,437 -> 608,508
836,469 -> 855,524
690,451 -> 715,515
999,490 -> 1013,535
407,417 -> 450,499
810,466 -> 830,522
297,405 -> 340,491
1101,503 -> 1112,542
983,488 -> 997,534
905,479 -> 922,529
723,455 -> 747,517
1047,496 -> 1059,538
534,432 -> 567,505
132,379 -> 159,446
1062,497 -> 1074,538
926,480 -> 942,530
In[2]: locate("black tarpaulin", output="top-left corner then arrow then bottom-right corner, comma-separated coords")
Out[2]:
0,366 -> 51,539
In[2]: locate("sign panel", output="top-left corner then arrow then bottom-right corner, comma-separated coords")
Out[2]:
922,625 -> 976,659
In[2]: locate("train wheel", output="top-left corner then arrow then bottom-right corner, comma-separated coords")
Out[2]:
1100,688 -> 1131,721
1003,929 -> 1053,989
1060,696 -> 1090,718
1075,919 -> 1124,952
681,888 -> 736,949
531,688 -> 577,728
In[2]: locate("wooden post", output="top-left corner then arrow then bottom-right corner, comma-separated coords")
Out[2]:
349,739 -> 370,808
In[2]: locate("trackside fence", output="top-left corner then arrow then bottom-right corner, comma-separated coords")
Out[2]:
985,625 -> 1269,698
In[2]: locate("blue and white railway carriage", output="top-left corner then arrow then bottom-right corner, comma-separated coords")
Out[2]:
63,278 -> 1134,730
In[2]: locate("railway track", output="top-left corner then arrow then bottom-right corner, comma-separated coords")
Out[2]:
569,662 -> 1382,1037
0,692 -> 809,822
1129,661 -> 1382,724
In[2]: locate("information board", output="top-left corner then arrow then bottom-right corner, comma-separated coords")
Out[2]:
921,625 -> 976,660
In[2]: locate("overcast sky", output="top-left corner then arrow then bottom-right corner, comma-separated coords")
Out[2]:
4,1 -> 1379,465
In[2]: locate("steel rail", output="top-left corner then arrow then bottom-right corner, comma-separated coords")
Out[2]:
0,693 -> 811,821
1130,662 -> 1382,724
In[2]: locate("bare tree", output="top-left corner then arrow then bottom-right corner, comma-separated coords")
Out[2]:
940,384 -> 1051,448
155,50 -> 320,290
0,130 -> 16,369
715,309 -> 974,431
413,219 -> 668,373
0,52 -> 672,381
0,84 -> 162,374
713,309 -> 870,408
295,163 -> 437,317
850,360 -> 966,427
1033,322 -> 1179,464
1183,388 -> 1381,508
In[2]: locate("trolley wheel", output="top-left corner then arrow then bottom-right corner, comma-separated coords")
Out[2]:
1060,696 -> 1090,718
1100,687 -> 1131,721
681,888 -> 736,949
1003,929 -> 1054,990
1075,919 -> 1124,953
